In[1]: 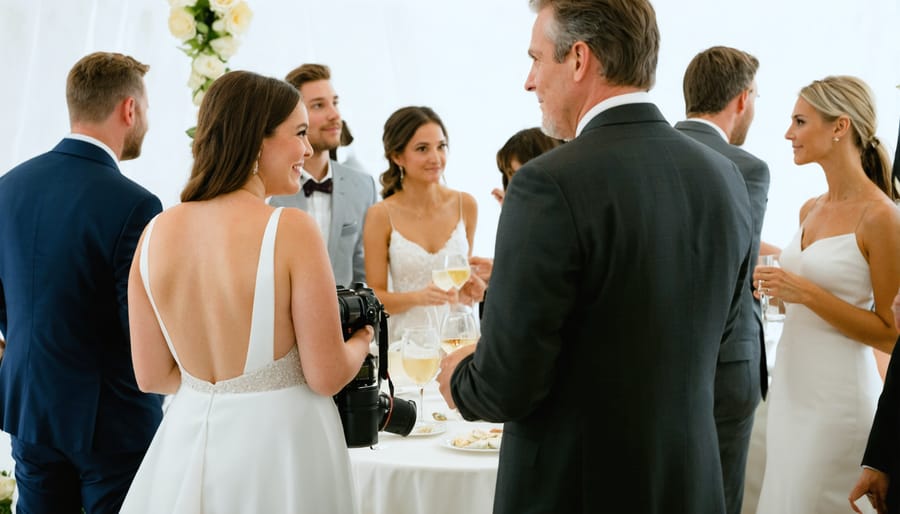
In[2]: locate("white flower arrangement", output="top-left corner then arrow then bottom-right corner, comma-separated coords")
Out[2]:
167,0 -> 253,135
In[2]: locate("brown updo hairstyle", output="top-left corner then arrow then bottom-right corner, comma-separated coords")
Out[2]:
181,70 -> 301,202
380,106 -> 448,199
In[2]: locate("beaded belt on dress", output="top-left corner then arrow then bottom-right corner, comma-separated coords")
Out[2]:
181,346 -> 306,394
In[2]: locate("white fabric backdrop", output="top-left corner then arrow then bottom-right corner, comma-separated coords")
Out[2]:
1,0 -> 899,257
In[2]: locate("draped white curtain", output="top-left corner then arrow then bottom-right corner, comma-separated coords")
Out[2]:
1,0 -> 899,256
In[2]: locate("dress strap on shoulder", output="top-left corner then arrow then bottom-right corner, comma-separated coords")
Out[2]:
457,191 -> 464,224
138,214 -> 183,370
244,207 -> 284,374
384,202 -> 396,230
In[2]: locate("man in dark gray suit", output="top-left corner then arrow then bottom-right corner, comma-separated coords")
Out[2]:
270,64 -> 377,287
436,1 -> 752,512
675,46 -> 770,514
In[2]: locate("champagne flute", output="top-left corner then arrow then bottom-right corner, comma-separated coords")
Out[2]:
757,255 -> 785,323
400,326 -> 442,427
439,305 -> 479,354
443,253 -> 471,290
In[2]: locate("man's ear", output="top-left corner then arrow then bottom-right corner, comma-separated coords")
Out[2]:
122,96 -> 136,126
734,89 -> 749,115
571,41 -> 590,82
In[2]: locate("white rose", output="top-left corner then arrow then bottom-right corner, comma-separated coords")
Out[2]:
209,0 -> 241,14
0,476 -> 15,501
187,70 -> 206,90
167,7 -> 196,42
168,0 -> 197,7
192,88 -> 206,107
192,53 -> 226,80
224,2 -> 253,35
210,36 -> 240,60
212,19 -> 226,34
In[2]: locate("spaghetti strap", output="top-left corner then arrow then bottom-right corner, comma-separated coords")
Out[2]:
853,202 -> 872,232
385,203 -> 396,230
457,191 -> 464,225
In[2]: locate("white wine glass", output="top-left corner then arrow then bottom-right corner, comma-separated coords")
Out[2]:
439,305 -> 479,354
400,326 -> 442,426
431,253 -> 470,293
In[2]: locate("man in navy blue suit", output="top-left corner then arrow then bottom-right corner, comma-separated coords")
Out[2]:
0,52 -> 162,513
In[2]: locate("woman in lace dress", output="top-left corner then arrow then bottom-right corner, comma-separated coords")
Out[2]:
754,76 -> 900,514
363,106 -> 484,345
121,71 -> 372,513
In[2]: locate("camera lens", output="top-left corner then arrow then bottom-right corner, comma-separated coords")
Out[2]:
379,393 -> 416,437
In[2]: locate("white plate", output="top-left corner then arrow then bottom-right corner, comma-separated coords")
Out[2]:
407,422 -> 447,437
440,438 -> 500,453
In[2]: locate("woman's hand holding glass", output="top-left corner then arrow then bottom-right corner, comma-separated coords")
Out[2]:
755,255 -> 785,322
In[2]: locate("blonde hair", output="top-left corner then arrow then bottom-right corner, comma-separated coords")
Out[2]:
800,75 -> 896,200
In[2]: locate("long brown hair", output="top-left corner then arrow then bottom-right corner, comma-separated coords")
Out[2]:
496,127 -> 563,190
380,106 -> 448,198
181,71 -> 300,202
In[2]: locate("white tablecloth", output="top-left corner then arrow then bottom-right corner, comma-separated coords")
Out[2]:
350,384 -> 499,514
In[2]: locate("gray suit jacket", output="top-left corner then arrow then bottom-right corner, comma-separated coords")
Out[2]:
452,103 -> 752,514
270,160 -> 377,287
676,120 -> 769,395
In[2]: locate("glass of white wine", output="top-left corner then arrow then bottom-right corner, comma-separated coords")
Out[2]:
400,326 -> 442,426
439,305 -> 479,354
432,253 -> 471,292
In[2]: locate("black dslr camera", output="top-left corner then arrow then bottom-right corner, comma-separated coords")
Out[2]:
334,283 -> 416,447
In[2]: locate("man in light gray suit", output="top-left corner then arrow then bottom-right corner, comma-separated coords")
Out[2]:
270,64 -> 377,287
676,46 -> 770,514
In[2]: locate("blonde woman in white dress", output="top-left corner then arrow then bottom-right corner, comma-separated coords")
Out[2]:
755,75 -> 900,514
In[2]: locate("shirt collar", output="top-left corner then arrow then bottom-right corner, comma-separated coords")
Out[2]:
301,160 -> 333,184
65,133 -> 119,164
575,91 -> 653,137
684,117 -> 729,143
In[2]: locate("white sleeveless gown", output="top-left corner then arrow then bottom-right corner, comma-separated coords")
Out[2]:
120,208 -> 359,514
757,229 -> 881,514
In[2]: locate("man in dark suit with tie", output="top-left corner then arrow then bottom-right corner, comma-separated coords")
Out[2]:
436,1 -> 752,512
675,46 -> 770,514
0,52 -> 162,513
270,64 -> 377,287
849,287 -> 900,514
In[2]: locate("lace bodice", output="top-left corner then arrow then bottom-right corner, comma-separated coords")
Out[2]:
386,211 -> 469,342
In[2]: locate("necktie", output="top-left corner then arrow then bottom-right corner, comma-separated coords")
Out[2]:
302,178 -> 333,197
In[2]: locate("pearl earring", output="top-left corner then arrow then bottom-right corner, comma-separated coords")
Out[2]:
399,166 -> 405,182
251,160 -> 259,175
832,137 -> 840,143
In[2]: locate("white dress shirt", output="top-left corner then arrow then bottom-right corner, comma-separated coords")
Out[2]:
66,133 -> 119,163
301,163 -> 334,247
575,91 -> 653,137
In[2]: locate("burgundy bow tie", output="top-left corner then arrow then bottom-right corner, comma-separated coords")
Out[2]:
302,178 -> 333,197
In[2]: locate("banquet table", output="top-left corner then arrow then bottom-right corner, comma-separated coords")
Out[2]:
349,384 -> 500,514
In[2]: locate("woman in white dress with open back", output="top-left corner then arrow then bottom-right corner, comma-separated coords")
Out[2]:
120,71 -> 372,513
363,106 -> 484,347
755,75 -> 900,514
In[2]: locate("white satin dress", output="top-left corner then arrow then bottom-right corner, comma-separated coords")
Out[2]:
757,229 -> 881,514
120,208 -> 359,514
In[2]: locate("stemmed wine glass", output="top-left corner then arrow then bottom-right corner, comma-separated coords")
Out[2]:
432,253 -> 471,294
400,326 -> 442,427
439,305 -> 479,355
